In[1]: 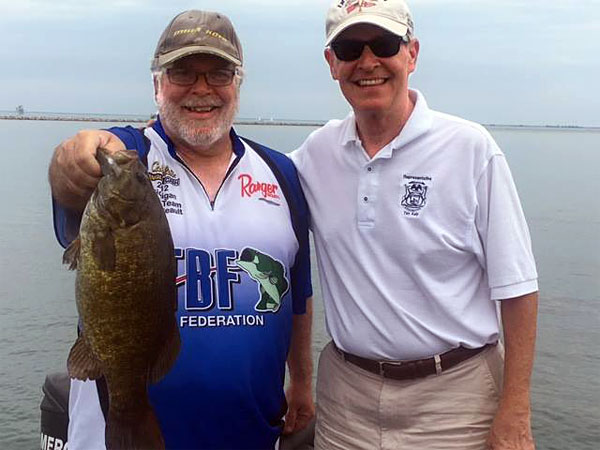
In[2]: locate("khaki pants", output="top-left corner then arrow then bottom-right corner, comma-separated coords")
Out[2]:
315,341 -> 504,450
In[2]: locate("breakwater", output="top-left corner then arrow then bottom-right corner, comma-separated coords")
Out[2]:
1,113 -> 599,131
0,114 -> 326,127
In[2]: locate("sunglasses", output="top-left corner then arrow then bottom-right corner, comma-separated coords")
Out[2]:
331,35 -> 405,62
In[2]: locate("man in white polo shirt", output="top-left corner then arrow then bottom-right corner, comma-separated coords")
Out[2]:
291,0 -> 538,449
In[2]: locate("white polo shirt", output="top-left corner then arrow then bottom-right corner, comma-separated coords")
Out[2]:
291,90 -> 538,360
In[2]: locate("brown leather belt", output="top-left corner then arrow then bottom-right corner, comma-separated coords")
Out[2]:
335,342 -> 496,381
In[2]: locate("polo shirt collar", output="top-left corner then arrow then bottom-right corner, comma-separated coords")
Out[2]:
392,89 -> 434,151
340,111 -> 360,147
339,89 -> 434,157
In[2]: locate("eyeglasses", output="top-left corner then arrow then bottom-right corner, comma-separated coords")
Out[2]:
166,67 -> 237,87
331,35 -> 405,62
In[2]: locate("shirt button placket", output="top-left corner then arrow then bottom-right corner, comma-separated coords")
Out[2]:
358,164 -> 376,227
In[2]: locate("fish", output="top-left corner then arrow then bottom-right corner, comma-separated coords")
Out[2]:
63,148 -> 180,450
236,247 -> 289,313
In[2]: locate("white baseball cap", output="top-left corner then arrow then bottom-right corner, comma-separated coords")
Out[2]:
325,0 -> 414,46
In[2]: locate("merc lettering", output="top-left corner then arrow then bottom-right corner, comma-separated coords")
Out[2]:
41,433 -> 67,450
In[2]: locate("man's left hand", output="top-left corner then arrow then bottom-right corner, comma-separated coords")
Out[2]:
283,383 -> 315,435
487,404 -> 535,449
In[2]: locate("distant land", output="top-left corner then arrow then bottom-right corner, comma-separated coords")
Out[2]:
1,110 -> 599,131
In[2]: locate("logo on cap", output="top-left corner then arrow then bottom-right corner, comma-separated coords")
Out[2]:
346,0 -> 378,13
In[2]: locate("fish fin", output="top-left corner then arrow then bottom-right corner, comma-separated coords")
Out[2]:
62,238 -> 81,270
149,322 -> 181,384
105,405 -> 164,450
92,230 -> 116,271
67,334 -> 103,380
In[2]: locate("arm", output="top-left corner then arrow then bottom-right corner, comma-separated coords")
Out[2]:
488,291 -> 538,449
48,130 -> 125,211
283,297 -> 315,435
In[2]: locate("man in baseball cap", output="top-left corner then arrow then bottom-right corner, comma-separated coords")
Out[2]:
290,0 -> 538,448
49,10 -> 315,449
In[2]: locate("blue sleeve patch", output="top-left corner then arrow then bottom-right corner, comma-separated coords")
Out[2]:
240,137 -> 313,314
52,198 -> 82,248
107,126 -> 150,164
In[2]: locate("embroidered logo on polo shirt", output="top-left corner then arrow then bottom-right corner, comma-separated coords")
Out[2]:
149,161 -> 183,216
401,175 -> 432,217
238,173 -> 281,205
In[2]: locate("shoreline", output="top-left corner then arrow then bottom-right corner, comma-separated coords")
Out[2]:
1,114 -> 599,132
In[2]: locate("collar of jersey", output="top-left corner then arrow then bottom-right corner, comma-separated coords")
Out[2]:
151,116 -> 246,159
340,89 -> 434,158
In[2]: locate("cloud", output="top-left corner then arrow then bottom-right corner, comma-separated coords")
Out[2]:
0,0 -> 331,20
1,0 -> 598,125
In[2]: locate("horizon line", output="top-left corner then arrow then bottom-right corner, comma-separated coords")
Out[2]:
1,112 -> 599,131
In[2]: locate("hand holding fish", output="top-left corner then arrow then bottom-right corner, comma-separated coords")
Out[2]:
49,129 -> 125,211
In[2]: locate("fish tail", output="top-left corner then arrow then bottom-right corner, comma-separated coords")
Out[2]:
105,406 -> 164,450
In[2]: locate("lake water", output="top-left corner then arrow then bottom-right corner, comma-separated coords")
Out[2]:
0,120 -> 598,450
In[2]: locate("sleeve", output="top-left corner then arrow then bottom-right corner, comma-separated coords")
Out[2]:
52,199 -> 82,248
280,155 -> 313,315
289,204 -> 312,315
475,150 -> 538,300
106,126 -> 150,161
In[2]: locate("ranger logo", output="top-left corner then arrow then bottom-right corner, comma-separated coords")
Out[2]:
238,173 -> 280,204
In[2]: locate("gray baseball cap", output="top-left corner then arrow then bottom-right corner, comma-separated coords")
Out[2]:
151,10 -> 243,70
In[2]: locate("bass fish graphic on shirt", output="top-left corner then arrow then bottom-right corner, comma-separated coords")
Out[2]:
237,248 -> 289,313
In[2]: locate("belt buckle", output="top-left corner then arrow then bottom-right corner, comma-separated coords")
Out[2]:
379,359 -> 402,377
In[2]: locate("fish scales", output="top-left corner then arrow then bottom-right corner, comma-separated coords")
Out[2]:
64,148 -> 180,450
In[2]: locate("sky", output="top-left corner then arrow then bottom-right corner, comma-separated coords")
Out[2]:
1,0 -> 599,126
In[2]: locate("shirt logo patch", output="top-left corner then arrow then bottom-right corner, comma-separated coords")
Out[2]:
175,247 -> 290,329
236,248 -> 289,313
238,173 -> 281,205
401,175 -> 432,218
149,161 -> 183,216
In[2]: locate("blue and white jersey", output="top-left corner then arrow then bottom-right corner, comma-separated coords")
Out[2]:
53,118 -> 312,450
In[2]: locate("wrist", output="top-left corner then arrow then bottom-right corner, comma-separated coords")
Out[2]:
288,376 -> 312,391
497,396 -> 531,417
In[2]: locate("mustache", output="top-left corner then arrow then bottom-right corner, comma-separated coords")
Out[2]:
181,96 -> 224,108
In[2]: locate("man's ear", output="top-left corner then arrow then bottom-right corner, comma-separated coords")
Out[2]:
153,75 -> 160,104
407,38 -> 420,74
324,48 -> 339,80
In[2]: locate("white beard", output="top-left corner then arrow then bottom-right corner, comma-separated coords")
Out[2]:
157,91 -> 239,149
